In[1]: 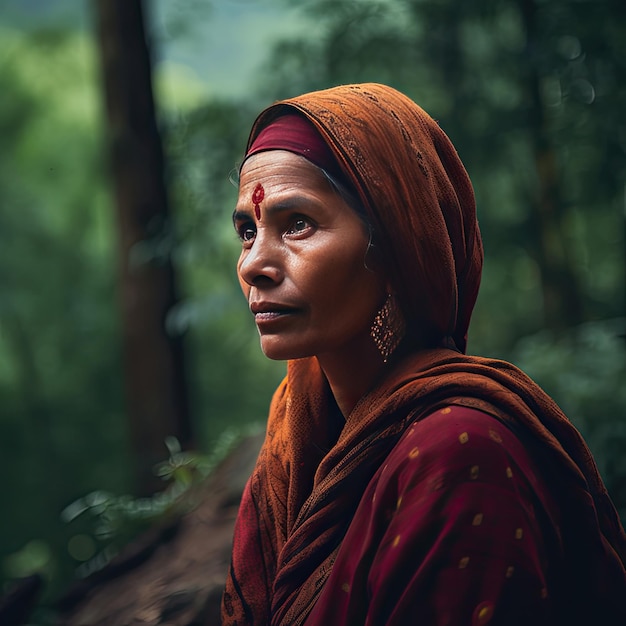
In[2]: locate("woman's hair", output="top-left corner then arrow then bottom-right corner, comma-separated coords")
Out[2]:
317,165 -> 366,222
242,85 -> 483,353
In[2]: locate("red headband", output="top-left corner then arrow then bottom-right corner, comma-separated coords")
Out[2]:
245,114 -> 346,184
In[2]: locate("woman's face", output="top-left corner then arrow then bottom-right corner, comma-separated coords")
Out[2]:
234,150 -> 386,362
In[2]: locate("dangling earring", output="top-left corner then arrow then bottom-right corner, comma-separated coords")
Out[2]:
370,294 -> 406,363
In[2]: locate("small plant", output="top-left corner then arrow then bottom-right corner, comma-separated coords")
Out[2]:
61,427 -> 245,578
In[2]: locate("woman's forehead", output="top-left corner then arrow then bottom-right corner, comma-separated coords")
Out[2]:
239,151 -> 329,193
234,150 -> 356,223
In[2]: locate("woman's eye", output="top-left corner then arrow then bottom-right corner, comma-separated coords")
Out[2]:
237,224 -> 256,242
287,218 -> 310,235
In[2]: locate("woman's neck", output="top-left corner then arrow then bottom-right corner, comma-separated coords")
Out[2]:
316,336 -> 387,419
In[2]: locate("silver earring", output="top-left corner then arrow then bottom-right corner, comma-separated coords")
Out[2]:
370,294 -> 405,363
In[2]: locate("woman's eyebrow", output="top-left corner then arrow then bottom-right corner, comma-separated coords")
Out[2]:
232,209 -> 252,224
232,196 -> 317,223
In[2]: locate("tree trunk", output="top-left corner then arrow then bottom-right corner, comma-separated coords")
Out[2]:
518,0 -> 584,330
93,0 -> 193,495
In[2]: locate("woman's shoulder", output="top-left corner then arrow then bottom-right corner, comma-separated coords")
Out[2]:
394,404 -> 524,456
380,404 -> 549,499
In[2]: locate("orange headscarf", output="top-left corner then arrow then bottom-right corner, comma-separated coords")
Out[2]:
245,83 -> 483,354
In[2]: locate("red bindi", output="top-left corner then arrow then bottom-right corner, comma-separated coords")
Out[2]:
252,183 -> 265,220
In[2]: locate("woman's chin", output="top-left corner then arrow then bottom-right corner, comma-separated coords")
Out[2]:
259,338 -> 308,362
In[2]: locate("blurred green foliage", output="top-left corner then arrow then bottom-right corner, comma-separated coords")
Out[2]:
512,318 -> 626,519
0,0 -> 624,616
0,27 -> 130,599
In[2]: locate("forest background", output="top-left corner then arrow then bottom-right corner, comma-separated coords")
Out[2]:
1,0 -> 625,620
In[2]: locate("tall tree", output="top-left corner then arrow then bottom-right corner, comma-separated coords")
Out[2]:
516,0 -> 584,329
93,0 -> 192,494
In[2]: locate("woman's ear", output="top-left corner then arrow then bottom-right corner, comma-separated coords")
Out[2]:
363,225 -> 383,274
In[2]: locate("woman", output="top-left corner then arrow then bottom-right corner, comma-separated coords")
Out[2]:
221,83 -> 626,625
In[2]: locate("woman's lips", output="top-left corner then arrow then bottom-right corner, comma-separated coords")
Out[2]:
255,311 -> 291,322
250,302 -> 300,326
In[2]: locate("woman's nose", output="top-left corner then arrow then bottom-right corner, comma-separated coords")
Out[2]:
237,234 -> 284,287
